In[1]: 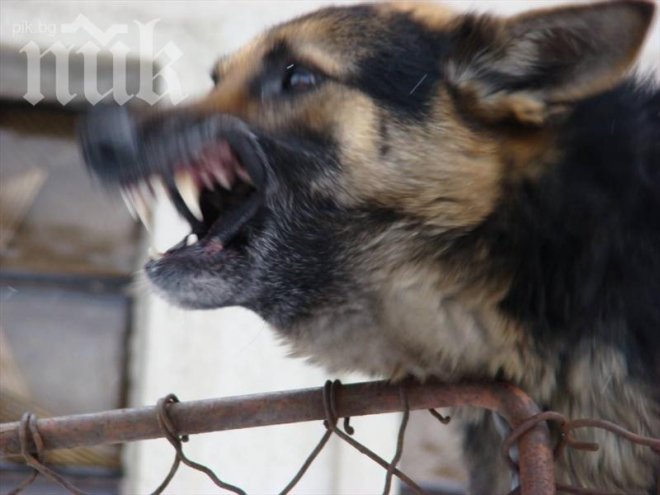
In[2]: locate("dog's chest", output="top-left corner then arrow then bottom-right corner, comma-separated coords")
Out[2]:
281,271 -> 658,490
284,272 -> 533,384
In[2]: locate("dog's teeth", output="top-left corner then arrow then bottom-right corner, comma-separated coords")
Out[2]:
236,165 -> 253,185
120,187 -> 138,221
213,166 -> 233,190
148,247 -> 163,260
150,175 -> 167,197
150,175 -> 177,214
186,233 -> 198,246
139,179 -> 155,201
200,169 -> 214,190
120,184 -> 151,230
174,169 -> 203,221
131,184 -> 152,231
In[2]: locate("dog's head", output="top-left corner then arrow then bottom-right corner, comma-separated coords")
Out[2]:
80,1 -> 654,330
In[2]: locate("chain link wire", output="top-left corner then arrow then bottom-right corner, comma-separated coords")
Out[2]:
3,381 -> 659,495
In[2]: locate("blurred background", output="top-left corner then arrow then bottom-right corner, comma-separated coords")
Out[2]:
0,1 -> 657,494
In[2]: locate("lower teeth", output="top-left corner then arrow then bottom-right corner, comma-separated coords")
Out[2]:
185,233 -> 199,246
148,247 -> 163,260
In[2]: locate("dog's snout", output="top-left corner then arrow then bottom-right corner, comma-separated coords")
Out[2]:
78,105 -> 140,182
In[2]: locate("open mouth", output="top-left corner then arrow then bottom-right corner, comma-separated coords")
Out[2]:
79,110 -> 268,261
127,140 -> 261,259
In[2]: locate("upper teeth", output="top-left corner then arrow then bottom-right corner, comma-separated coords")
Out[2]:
174,169 -> 203,221
119,183 -> 153,230
117,140 -> 255,235
134,181 -> 154,230
212,166 -> 233,190
150,175 -> 167,197
119,188 -> 138,221
200,170 -> 215,190
236,165 -> 252,185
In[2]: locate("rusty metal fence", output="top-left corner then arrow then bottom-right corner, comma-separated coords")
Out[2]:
1,379 -> 658,495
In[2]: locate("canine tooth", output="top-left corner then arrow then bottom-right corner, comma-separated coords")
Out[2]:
174,170 -> 203,221
120,187 -> 138,221
212,166 -> 233,190
139,180 -> 155,201
200,169 -> 214,189
186,233 -> 198,246
131,185 -> 152,231
150,175 -> 167,198
148,247 -> 163,260
236,165 -> 253,185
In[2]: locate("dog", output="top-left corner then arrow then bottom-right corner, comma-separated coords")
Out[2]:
79,1 -> 659,492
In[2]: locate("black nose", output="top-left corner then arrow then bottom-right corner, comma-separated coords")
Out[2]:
77,105 -> 140,184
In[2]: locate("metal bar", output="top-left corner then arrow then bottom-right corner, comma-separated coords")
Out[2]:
0,380 -> 555,495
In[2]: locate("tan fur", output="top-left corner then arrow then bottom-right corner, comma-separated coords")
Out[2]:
383,2 -> 455,30
334,89 -> 505,229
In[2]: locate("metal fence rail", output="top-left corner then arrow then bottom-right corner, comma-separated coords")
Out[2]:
1,379 -> 658,495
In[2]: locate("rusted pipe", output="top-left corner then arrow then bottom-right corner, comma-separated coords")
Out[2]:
0,380 -> 555,495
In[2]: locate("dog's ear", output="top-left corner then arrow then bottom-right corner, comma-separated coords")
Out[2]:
447,1 -> 655,125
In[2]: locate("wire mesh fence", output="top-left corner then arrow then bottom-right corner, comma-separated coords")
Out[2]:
1,379 -> 658,495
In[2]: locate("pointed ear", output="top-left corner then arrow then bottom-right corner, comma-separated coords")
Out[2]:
447,1 -> 655,125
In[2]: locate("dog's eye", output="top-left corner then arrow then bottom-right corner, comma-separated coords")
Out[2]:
282,65 -> 317,92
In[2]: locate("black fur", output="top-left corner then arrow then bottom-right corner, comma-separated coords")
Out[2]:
350,10 -> 449,118
466,80 -> 660,386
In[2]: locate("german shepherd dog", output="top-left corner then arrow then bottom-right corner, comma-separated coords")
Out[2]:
79,1 -> 659,492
